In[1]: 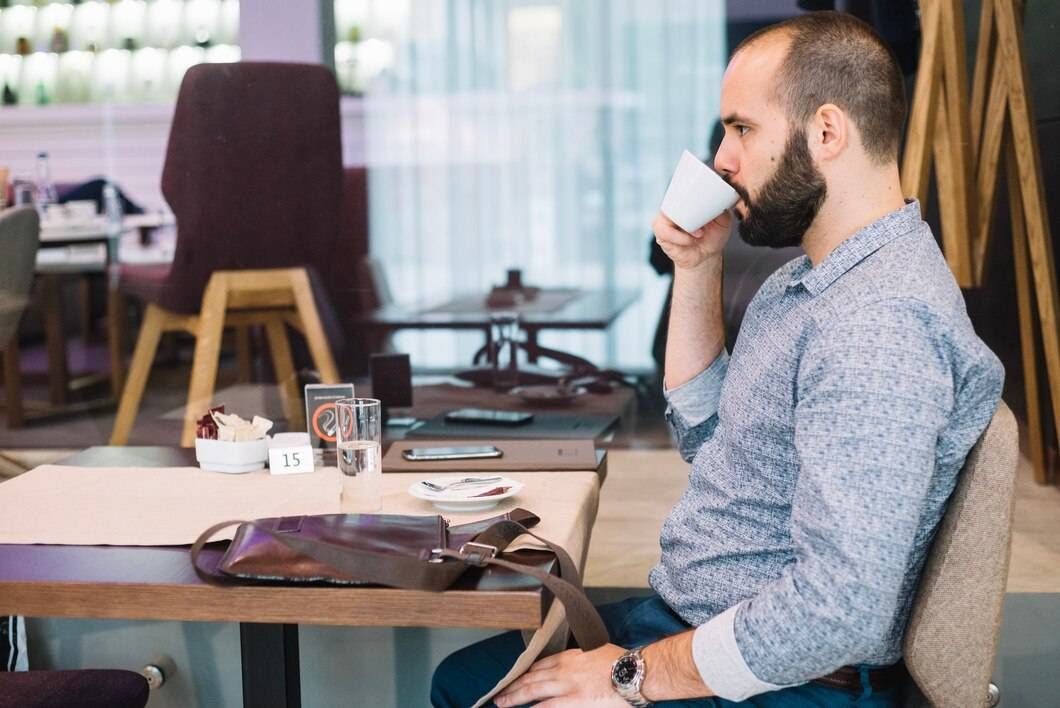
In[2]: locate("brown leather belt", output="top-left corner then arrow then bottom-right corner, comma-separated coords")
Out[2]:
811,663 -> 906,693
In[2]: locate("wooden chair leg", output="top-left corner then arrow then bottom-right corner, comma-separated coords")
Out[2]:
40,276 -> 69,406
110,304 -> 167,445
78,277 -> 93,344
181,276 -> 229,447
264,318 -> 306,431
107,288 -> 127,399
3,338 -> 24,429
235,325 -> 253,383
289,270 -> 340,383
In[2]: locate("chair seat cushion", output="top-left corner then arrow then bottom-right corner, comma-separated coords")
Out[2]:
0,669 -> 149,708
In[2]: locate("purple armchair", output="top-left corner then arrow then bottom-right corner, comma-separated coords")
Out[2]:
0,669 -> 149,708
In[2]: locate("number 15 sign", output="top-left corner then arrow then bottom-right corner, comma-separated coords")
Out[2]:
267,433 -> 315,475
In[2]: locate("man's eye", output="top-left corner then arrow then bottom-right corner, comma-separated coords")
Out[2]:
736,125 -> 750,136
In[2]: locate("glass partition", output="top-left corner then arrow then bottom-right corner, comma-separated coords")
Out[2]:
334,0 -> 726,370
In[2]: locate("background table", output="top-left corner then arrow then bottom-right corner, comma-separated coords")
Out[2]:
0,445 -> 603,708
373,381 -> 638,443
166,379 -> 639,444
355,287 -> 639,362
23,215 -> 175,416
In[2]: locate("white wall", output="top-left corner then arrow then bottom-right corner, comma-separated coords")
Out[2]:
0,0 -> 364,212
239,0 -> 334,66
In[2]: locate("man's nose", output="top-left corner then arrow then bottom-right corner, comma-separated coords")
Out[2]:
713,135 -> 737,178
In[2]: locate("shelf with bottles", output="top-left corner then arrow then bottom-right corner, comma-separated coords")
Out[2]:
0,0 -> 239,106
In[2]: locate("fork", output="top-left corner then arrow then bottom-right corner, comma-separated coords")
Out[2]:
420,476 -> 503,492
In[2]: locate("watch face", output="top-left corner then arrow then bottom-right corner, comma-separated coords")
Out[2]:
612,655 -> 639,685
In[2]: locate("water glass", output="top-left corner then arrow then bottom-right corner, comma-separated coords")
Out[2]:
335,397 -> 382,511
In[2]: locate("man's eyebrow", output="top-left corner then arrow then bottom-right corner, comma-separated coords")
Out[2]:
721,113 -> 755,126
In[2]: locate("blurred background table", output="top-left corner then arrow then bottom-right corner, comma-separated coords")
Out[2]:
355,287 -> 639,363
22,215 -> 176,416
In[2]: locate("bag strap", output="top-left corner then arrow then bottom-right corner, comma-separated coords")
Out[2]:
436,519 -> 608,650
190,517 -> 608,650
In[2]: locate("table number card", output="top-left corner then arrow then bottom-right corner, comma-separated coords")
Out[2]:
268,433 -> 315,475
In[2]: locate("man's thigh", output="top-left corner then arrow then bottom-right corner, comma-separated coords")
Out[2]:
715,682 -> 900,708
431,594 -> 686,707
430,593 -> 899,708
430,629 -> 527,708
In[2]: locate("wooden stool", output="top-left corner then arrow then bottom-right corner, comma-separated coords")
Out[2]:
109,267 -> 340,447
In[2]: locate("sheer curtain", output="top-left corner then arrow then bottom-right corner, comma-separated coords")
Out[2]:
357,0 -> 726,370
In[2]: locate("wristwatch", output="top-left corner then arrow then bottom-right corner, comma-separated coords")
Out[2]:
610,647 -> 652,707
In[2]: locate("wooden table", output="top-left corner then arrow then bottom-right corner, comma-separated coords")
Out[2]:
0,446 -> 603,708
370,381 -> 638,443
355,287 -> 639,362
192,379 -> 639,445
22,215 -> 175,415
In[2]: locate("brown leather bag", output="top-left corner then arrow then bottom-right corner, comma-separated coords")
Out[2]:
190,508 -> 608,650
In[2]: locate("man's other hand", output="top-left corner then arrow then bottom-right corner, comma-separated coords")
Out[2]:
493,644 -> 628,707
653,210 -> 732,270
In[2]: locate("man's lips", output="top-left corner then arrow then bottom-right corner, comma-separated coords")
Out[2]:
725,180 -> 750,212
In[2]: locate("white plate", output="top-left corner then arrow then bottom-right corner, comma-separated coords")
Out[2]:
408,476 -> 523,512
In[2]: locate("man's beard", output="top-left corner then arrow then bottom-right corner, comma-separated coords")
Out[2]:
728,128 -> 827,249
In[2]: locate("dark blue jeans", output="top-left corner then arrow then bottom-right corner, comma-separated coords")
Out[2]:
431,594 -> 900,707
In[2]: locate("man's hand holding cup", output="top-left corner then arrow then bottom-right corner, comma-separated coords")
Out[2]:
654,150 -> 739,271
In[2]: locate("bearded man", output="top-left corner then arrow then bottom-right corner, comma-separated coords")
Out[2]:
432,12 -> 1004,708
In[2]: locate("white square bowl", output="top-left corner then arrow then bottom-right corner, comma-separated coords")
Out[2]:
194,437 -> 268,474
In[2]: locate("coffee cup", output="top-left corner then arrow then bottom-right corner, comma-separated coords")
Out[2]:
660,150 -> 739,233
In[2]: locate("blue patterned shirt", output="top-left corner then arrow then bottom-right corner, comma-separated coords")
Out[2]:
649,201 -> 1004,700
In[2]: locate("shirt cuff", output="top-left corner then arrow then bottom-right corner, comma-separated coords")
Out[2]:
664,350 -> 729,427
691,604 -> 791,702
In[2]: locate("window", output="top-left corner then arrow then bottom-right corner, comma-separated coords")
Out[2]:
336,0 -> 725,370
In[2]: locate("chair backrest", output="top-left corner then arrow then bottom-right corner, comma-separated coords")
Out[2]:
902,401 -> 1019,707
157,61 -> 344,314
356,256 -> 394,312
0,206 -> 40,344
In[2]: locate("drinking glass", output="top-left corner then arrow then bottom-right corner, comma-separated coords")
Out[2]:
335,397 -> 383,511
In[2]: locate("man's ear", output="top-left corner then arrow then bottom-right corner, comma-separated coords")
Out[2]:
810,103 -> 847,161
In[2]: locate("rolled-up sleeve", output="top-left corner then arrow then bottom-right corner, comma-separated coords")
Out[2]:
692,603 -> 791,700
664,350 -> 729,462
692,298 -> 969,695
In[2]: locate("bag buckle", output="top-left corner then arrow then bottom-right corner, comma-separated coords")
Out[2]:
427,548 -> 446,564
458,541 -> 498,567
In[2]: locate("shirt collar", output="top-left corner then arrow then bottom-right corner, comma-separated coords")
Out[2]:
788,200 -> 923,296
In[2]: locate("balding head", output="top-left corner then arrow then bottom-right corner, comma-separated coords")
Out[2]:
735,11 -> 906,164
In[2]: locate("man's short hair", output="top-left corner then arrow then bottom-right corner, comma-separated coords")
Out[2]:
735,11 -> 906,164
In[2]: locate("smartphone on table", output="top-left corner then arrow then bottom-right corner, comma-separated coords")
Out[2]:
444,408 -> 534,426
402,445 -> 504,461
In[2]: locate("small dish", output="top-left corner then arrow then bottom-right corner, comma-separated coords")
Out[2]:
408,475 -> 523,512
509,384 -> 587,407
195,437 -> 268,474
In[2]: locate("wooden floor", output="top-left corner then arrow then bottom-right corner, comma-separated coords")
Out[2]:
584,448 -> 1060,593
3,443 -> 1058,593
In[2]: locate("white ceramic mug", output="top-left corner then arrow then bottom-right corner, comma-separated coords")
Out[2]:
660,150 -> 739,233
